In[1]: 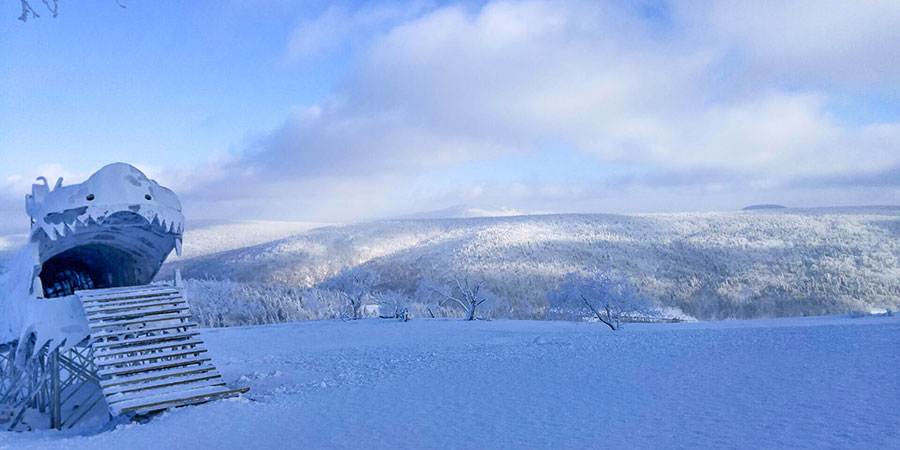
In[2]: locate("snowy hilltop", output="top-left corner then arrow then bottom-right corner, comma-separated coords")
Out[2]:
155,207 -> 900,325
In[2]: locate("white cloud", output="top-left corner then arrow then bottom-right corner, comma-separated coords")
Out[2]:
196,0 -> 900,219
5,0 -> 898,228
683,0 -> 900,87
283,1 -> 433,63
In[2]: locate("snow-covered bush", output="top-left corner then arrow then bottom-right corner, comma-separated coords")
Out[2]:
375,290 -> 410,321
547,269 -> 651,330
183,279 -> 347,327
322,266 -> 380,320
182,277 -> 508,327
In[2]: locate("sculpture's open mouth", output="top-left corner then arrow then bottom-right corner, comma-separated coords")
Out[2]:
35,211 -> 182,297
26,163 -> 184,298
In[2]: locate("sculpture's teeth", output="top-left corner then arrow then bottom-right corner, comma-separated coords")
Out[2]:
175,237 -> 183,256
41,223 -> 57,241
53,223 -> 66,239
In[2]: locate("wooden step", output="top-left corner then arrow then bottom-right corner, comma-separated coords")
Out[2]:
75,285 -> 179,299
116,387 -> 250,415
101,363 -> 220,388
90,312 -> 194,330
75,284 -> 248,418
96,339 -> 204,358
98,356 -> 211,378
96,348 -> 208,368
80,290 -> 180,304
85,296 -> 185,314
107,378 -> 228,406
88,305 -> 191,322
77,285 -> 176,297
103,372 -> 225,396
92,328 -> 198,346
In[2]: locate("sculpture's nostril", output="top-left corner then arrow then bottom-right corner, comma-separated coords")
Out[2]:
86,194 -> 95,201
145,194 -> 152,201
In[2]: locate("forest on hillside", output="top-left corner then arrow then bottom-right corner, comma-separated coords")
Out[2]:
162,207 -> 900,324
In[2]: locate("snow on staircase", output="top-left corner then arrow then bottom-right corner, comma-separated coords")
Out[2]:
76,285 -> 248,416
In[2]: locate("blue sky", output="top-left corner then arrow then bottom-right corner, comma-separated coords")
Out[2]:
0,1 -> 340,173
1,0 -> 898,234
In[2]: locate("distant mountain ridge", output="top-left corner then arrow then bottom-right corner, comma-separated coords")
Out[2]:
162,206 -> 900,320
393,205 -> 533,219
743,204 -> 787,210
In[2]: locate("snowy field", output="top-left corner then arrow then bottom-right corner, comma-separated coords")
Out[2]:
3,314 -> 898,449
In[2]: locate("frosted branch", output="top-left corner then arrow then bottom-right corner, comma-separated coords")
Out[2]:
19,0 -> 39,21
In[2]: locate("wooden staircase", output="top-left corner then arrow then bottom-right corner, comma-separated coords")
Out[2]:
75,285 -> 248,416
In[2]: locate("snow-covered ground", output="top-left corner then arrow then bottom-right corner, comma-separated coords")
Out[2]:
4,314 -> 898,449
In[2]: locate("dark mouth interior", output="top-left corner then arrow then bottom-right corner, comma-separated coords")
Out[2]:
39,244 -> 147,298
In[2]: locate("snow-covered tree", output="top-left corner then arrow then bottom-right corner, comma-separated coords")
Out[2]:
547,268 -> 650,330
376,290 -> 410,322
16,0 -> 125,21
323,266 -> 380,320
419,274 -> 497,321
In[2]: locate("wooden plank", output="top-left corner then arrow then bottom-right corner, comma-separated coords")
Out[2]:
103,372 -> 224,396
90,312 -> 194,330
101,364 -> 219,388
76,284 -> 250,419
97,348 -> 208,368
92,329 -> 199,347
107,379 -> 228,405
98,356 -> 211,378
88,305 -> 190,322
79,290 -> 179,303
84,296 -> 185,314
78,287 -> 177,301
117,387 -> 249,415
76,285 -> 175,297
95,339 -> 204,358
77,284 -> 176,295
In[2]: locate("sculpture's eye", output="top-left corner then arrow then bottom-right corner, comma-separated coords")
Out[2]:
145,194 -> 152,200
86,194 -> 95,201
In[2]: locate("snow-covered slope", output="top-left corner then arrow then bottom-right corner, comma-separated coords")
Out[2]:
169,220 -> 330,260
4,315 -> 898,449
164,207 -> 900,320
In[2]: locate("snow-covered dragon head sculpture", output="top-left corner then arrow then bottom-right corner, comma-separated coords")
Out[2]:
27,162 -> 184,297
0,163 -> 184,351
